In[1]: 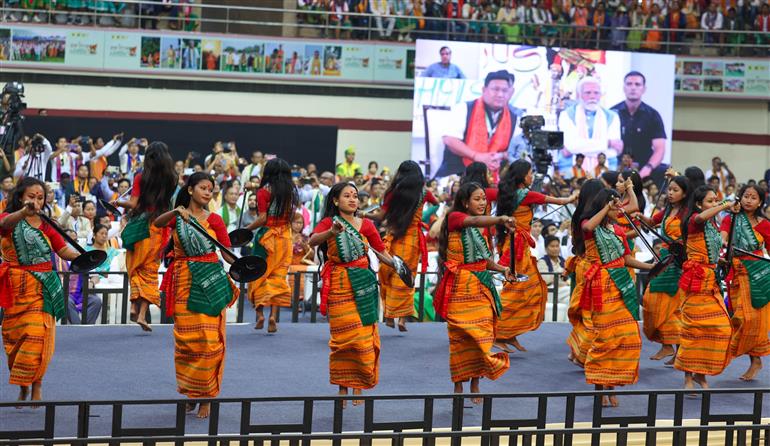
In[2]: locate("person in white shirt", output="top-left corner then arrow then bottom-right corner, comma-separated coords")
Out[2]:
537,235 -> 571,321
240,150 -> 264,185
50,136 -> 121,182
118,138 -> 146,181
703,156 -> 732,194
701,2 -> 724,43
14,134 -> 53,181
216,181 -> 242,232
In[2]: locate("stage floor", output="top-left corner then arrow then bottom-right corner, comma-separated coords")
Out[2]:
1,322 -> 768,437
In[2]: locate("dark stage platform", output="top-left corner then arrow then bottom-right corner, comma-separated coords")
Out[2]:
1,322 -> 768,437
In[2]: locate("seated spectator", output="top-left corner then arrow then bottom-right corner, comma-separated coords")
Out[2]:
59,196 -> 94,245
497,0 -> 521,43
756,3 -> 769,54
537,235 -> 570,321
664,1 -> 687,52
642,4 -> 664,52
371,0 -> 395,39
610,5 -> 630,50
328,0 -> 352,40
217,181 -> 242,232
721,7 -> 746,54
627,2 -> 645,50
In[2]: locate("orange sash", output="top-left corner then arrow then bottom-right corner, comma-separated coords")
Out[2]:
464,99 -> 513,167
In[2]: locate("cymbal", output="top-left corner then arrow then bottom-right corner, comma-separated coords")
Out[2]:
228,228 -> 253,248
70,250 -> 108,273
99,199 -> 122,217
228,255 -> 267,283
391,255 -> 414,288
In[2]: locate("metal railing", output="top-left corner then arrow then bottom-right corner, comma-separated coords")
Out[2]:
1,388 -> 767,445
36,270 -> 606,326
1,1 -> 767,57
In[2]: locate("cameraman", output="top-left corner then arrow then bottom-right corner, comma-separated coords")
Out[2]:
13,133 -> 53,181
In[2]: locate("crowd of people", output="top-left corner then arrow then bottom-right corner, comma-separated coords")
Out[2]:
1,128 -> 769,415
297,0 -> 770,54
1,0 -> 198,31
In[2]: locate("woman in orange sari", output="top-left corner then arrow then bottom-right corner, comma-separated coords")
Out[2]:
434,182 -> 513,402
565,179 -> 604,367
676,186 -> 733,391
1,178 -> 80,403
247,158 -> 298,333
720,185 -> 770,382
576,189 -> 652,407
377,160 -> 437,332
155,173 -> 239,418
636,175 -> 689,364
495,160 -> 578,353
309,183 -> 399,407
114,142 -> 177,331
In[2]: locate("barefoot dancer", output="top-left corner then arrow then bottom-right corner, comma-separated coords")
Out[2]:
154,173 -> 239,419
720,185 -> 770,381
114,142 -> 177,331
676,186 -> 733,391
577,189 -> 652,407
1,178 -> 81,403
636,174 -> 689,363
434,182 -> 513,403
309,183 -> 399,407
565,179 -> 605,367
495,160 -> 577,353
377,161 -> 437,332
246,158 -> 298,333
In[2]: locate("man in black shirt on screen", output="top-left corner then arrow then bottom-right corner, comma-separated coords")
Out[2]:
611,71 -> 667,181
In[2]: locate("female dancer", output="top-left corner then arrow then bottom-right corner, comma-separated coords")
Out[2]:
720,184 -> 770,381
434,182 -> 513,402
309,182 -> 399,407
495,160 -> 577,352
114,142 -> 177,331
565,178 -> 605,367
577,189 -> 652,407
154,173 -> 239,418
247,158 -> 298,333
378,160 -> 437,331
636,174 -> 689,363
676,185 -> 733,391
1,178 -> 80,402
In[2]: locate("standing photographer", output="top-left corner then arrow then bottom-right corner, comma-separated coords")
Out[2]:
13,134 -> 53,181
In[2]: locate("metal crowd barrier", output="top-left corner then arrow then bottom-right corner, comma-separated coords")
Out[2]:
43,269 -> 641,326
1,388 -> 767,446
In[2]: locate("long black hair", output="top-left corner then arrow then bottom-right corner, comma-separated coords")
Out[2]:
737,184 -> 767,219
7,177 -> 47,213
438,182 -> 483,280
571,179 -> 605,256
259,158 -> 299,218
684,166 -> 706,191
574,188 -> 620,256
600,171 -> 620,189
383,160 -> 425,239
495,160 -> 532,246
621,169 -> 646,212
680,184 -> 716,245
174,172 -> 215,209
460,162 -> 490,188
133,141 -> 177,220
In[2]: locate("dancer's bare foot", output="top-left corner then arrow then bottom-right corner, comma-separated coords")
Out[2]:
596,385 -> 610,407
650,344 -> 675,361
136,319 -> 152,332
255,315 -> 264,330
453,382 -> 463,394
693,373 -> 709,389
508,337 -> 527,352
684,373 -> 697,397
740,357 -> 762,381
494,342 -> 514,353
567,352 -> 584,368
16,386 -> 29,408
186,402 -> 197,413
664,356 -> 675,367
338,386 -> 348,410
130,311 -> 138,322
397,318 -> 407,332
196,402 -> 210,418
384,318 -> 395,328
267,318 -> 277,333
30,382 -> 42,408
470,378 -> 482,404
352,388 -> 363,406
605,386 -> 618,407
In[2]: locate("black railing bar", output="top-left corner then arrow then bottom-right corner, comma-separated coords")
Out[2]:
3,423 -> 769,446
2,388 -> 766,408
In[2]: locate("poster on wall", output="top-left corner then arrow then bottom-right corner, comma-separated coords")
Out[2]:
374,45 -> 410,82
104,32 -> 140,69
675,57 -> 770,99
412,40 -> 676,182
221,39 -> 265,73
340,44 -> 374,80
65,29 -> 102,67
10,27 -> 66,63
0,28 -> 10,61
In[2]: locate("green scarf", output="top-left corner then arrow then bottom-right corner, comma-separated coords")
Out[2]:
221,205 -> 241,228
704,219 -> 722,265
733,212 -> 770,309
177,217 -> 233,316
594,226 -> 638,319
733,212 -> 760,252
334,217 -> 379,326
13,220 -> 65,320
459,226 -> 503,316
647,247 -> 682,296
122,214 -> 150,251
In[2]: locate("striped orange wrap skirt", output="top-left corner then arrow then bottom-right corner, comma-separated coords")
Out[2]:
249,225 -> 292,308
126,224 -> 165,306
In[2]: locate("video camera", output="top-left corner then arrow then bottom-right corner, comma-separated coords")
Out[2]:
1,82 -> 27,118
519,115 -> 564,175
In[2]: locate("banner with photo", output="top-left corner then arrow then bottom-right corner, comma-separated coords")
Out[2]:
0,24 -> 415,84
675,57 -> 770,99
412,40 -> 676,182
